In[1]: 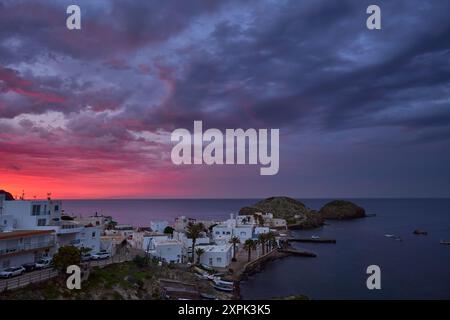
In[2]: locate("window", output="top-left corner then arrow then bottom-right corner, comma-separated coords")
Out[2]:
54,205 -> 59,212
217,257 -> 222,263
92,232 -> 96,238
32,205 -> 41,216
37,219 -> 46,226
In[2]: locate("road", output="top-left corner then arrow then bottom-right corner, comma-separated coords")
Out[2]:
0,253 -> 136,293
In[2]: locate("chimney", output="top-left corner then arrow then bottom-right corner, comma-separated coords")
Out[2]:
230,213 -> 234,220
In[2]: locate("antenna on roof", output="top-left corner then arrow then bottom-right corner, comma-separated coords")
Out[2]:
20,190 -> 25,200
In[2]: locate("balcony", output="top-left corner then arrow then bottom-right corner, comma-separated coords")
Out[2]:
0,240 -> 54,256
57,224 -> 84,234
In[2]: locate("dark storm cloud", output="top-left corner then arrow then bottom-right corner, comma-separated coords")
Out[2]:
148,0 -> 450,141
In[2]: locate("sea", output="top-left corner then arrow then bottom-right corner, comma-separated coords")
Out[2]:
63,198 -> 450,300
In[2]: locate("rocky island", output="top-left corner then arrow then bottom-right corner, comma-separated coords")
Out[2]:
239,196 -> 324,229
319,200 -> 366,220
239,197 -> 366,229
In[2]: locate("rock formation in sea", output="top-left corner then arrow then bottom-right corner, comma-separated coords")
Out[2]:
239,196 -> 324,229
319,200 -> 366,220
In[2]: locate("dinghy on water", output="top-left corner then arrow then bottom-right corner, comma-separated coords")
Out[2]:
213,277 -> 234,287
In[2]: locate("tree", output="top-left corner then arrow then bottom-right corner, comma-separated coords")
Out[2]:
53,246 -> 81,272
265,232 -> 276,252
163,226 -> 175,235
186,222 -> 205,263
258,233 -> 268,255
229,236 -> 240,261
195,248 -> 205,265
243,239 -> 256,262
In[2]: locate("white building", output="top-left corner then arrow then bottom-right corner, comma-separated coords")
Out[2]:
105,224 -> 134,239
0,229 -> 55,270
148,239 -> 183,263
173,230 -> 210,262
0,215 -> 14,232
174,216 -> 197,232
197,244 -> 233,268
149,220 -> 168,233
74,214 -> 114,230
77,226 -> 101,252
212,214 -> 255,243
100,235 -> 125,255
1,198 -> 101,254
132,231 -> 168,251
2,199 -> 62,229
254,227 -> 270,236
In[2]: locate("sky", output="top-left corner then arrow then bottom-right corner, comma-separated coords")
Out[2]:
0,0 -> 449,199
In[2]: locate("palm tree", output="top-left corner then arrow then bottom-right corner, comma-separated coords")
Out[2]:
195,248 -> 205,265
243,239 -> 256,262
258,233 -> 268,255
229,236 -> 240,261
186,222 -> 205,263
266,232 -> 276,252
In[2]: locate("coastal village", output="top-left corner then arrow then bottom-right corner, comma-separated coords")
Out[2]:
1,190 -> 445,300
0,191 -> 307,299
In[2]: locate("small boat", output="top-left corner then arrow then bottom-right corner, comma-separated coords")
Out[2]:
213,277 -> 234,287
311,235 -> 320,240
200,264 -> 215,272
384,234 -> 395,238
200,293 -> 217,300
213,284 -> 234,292
440,240 -> 450,245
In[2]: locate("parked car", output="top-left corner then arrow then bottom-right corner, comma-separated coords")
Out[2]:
35,257 -> 53,269
0,266 -> 26,278
22,262 -> 37,272
81,253 -> 92,262
91,251 -> 111,260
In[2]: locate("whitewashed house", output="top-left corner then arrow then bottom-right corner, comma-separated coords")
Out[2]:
149,220 -> 168,233
78,226 -> 101,253
173,230 -> 210,262
1,198 -> 101,253
111,224 -> 135,239
174,216 -> 197,232
212,214 -> 255,243
148,239 -> 183,263
100,235 -> 125,255
197,244 -> 233,268
254,227 -> 271,236
0,229 -> 55,270
132,231 -> 168,251
0,215 -> 14,232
